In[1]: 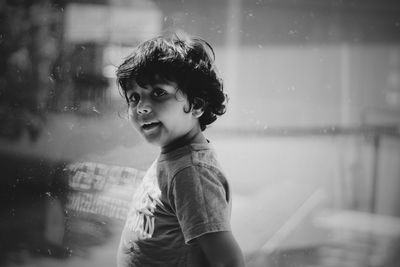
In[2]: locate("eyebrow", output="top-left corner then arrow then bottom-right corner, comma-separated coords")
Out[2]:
152,83 -> 177,91
126,84 -> 147,96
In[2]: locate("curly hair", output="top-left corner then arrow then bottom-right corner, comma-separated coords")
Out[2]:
116,33 -> 227,131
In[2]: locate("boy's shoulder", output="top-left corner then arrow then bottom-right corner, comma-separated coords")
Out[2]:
158,143 -> 222,177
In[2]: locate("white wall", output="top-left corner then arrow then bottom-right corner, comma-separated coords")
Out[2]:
215,44 -> 400,129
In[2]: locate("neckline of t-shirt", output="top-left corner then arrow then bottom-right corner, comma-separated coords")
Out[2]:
158,142 -> 212,162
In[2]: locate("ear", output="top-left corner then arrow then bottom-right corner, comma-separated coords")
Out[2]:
192,97 -> 205,118
192,108 -> 204,118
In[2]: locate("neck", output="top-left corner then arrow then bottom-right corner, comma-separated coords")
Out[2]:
161,127 -> 207,154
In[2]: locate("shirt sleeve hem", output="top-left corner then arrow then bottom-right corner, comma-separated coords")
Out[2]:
184,222 -> 232,244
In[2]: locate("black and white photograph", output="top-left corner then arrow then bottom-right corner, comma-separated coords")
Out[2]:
1,0 -> 400,266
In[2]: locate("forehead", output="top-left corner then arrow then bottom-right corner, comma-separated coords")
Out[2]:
126,78 -> 179,92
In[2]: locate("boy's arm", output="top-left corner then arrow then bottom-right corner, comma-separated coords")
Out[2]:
197,231 -> 246,267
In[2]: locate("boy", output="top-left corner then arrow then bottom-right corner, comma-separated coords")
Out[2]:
116,34 -> 245,267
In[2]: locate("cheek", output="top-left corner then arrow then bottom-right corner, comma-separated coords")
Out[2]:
128,108 -> 139,124
128,107 -> 134,119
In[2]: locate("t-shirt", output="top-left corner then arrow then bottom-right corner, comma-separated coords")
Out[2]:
117,142 -> 232,267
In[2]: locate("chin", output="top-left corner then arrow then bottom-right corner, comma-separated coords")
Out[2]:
143,136 -> 163,146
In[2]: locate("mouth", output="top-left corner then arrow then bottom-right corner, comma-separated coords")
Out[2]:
141,121 -> 161,131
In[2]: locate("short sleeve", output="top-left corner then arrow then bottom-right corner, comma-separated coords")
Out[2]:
170,165 -> 231,244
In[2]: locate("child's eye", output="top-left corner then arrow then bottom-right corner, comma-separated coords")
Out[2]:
152,88 -> 167,98
128,93 -> 140,105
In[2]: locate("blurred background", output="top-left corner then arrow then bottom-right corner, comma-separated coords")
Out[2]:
1,0 -> 400,266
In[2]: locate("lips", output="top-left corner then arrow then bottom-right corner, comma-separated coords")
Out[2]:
141,121 -> 161,131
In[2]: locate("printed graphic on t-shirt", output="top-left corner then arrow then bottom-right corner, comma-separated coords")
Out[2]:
125,160 -> 162,240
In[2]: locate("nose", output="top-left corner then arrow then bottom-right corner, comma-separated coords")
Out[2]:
136,98 -> 152,114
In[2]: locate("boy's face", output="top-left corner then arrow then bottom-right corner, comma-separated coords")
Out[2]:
126,80 -> 201,150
